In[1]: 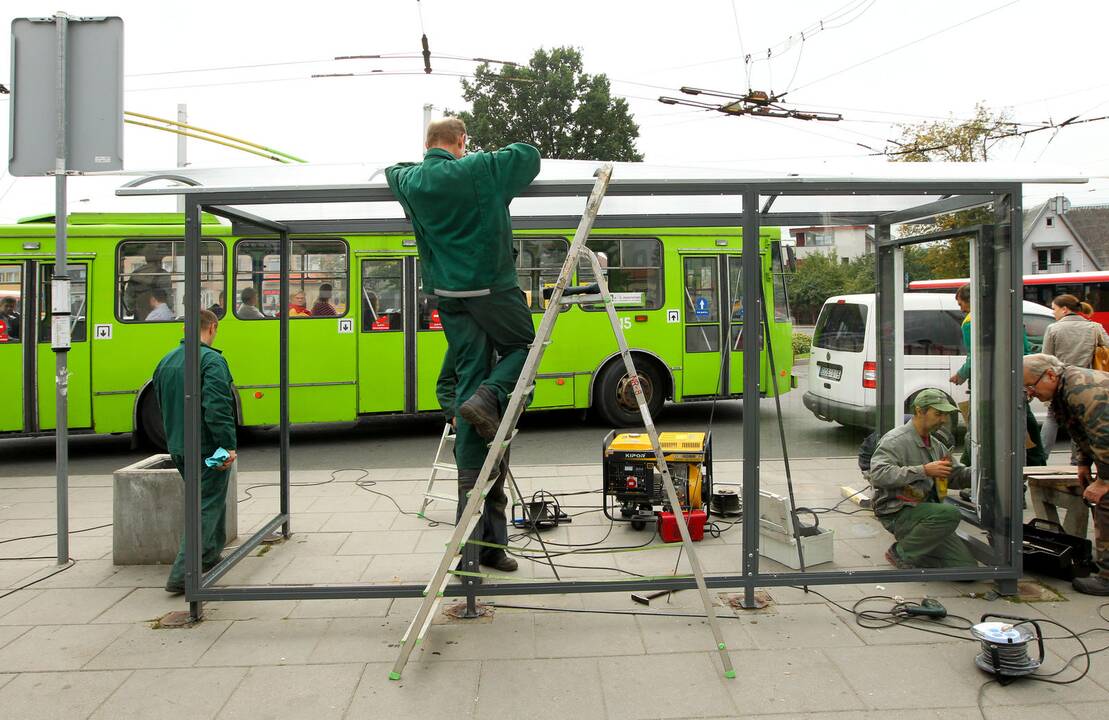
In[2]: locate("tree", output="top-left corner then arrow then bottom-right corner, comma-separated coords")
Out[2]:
889,104 -> 1017,279
456,47 -> 643,162
789,252 -> 849,324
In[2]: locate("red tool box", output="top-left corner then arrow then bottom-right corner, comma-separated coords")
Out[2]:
658,509 -> 707,543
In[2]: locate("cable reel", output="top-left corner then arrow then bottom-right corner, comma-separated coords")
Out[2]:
971,614 -> 1045,685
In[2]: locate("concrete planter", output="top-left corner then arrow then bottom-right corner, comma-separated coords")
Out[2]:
112,454 -> 238,566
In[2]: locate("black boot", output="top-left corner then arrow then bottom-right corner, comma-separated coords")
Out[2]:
459,385 -> 501,441
480,550 -> 518,572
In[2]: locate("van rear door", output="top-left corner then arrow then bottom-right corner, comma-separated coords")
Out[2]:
809,298 -> 870,416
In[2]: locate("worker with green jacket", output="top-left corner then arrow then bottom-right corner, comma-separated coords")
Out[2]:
950,283 -> 1046,466
386,118 -> 540,573
869,390 -> 977,569
153,309 -> 237,594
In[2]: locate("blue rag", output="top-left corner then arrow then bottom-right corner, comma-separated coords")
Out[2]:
205,447 -> 231,468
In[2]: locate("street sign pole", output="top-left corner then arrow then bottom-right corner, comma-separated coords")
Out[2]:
53,12 -> 71,565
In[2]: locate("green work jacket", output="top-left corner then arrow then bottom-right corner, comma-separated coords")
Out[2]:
868,420 -> 970,516
153,340 -> 237,458
385,144 -> 540,296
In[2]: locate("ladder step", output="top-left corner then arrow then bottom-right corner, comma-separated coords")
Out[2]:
507,386 -> 535,399
422,492 -> 455,503
431,462 -> 457,472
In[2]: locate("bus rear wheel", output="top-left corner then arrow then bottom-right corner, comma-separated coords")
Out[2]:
139,391 -> 167,452
595,359 -> 665,427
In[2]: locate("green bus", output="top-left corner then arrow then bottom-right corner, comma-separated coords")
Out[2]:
0,212 -> 794,447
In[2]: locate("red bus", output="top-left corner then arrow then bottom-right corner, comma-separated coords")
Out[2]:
909,271 -> 1109,333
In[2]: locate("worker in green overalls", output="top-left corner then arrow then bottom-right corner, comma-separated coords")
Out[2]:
950,283 -> 1047,467
387,118 -> 540,573
153,309 -> 238,594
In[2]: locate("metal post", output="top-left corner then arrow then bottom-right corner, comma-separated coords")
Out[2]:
184,197 -> 204,620
422,104 -> 433,154
176,104 -> 187,213
52,12 -> 70,566
1004,190 -> 1024,579
740,190 -> 761,608
279,229 -> 291,536
875,225 -> 902,436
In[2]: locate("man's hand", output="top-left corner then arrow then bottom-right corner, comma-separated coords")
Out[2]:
949,372 -> 964,385
1077,465 -> 1093,486
1083,479 -> 1108,506
923,459 -> 953,478
218,449 -> 237,472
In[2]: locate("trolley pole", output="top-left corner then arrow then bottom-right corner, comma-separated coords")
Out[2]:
52,12 -> 72,566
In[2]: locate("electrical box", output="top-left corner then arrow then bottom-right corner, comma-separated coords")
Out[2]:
758,489 -> 834,569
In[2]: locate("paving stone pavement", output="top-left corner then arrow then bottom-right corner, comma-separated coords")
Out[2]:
0,460 -> 1106,719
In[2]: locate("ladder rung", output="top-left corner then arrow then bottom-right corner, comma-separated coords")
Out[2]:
422,493 -> 455,503
507,386 -> 535,398
432,463 -> 457,472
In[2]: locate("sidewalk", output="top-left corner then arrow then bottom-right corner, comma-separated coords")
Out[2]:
0,458 -> 1106,719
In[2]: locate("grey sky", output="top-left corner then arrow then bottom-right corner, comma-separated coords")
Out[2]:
1,0 -> 1107,220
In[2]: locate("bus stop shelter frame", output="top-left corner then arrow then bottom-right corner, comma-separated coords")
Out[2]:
119,176 -> 1026,621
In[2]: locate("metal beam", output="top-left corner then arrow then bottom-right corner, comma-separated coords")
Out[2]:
877,194 -> 996,225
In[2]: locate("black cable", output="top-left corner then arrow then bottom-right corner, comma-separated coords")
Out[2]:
0,559 -> 76,599
489,601 -> 747,621
0,522 -> 113,546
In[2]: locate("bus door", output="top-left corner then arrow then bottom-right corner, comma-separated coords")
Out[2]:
36,263 -> 91,430
681,254 -> 736,397
725,254 -> 753,395
358,256 -> 411,413
0,261 -> 91,433
0,262 -> 28,431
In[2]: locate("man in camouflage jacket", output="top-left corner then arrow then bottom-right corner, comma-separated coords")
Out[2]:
1023,353 -> 1109,595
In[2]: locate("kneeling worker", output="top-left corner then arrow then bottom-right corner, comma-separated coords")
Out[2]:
869,389 -> 976,569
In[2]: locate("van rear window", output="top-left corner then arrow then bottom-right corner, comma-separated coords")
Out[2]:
813,303 -> 867,352
904,310 -> 964,355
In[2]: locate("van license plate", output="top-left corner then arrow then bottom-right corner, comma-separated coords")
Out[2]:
818,364 -> 842,381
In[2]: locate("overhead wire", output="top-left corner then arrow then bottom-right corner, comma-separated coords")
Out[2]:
789,0 -> 1022,95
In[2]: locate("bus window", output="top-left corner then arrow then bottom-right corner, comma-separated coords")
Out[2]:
770,241 -> 792,323
38,265 -> 87,343
514,237 -> 568,312
232,239 -> 348,319
117,240 -> 224,322
684,256 -> 719,352
0,265 -> 22,343
579,237 -> 663,310
363,259 -> 404,332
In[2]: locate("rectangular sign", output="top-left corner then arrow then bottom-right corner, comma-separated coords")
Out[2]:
9,15 -> 124,176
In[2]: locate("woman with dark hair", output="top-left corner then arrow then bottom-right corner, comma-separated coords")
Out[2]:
311,283 -> 337,317
1040,293 -> 1109,451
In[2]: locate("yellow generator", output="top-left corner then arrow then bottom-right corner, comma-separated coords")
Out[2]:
602,430 -> 712,537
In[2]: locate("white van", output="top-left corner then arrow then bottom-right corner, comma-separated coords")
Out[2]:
802,293 -> 1054,430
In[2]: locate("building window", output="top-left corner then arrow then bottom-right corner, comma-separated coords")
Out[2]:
233,239 -> 348,319
117,240 -> 225,322
804,231 -> 835,247
1049,248 -> 1063,265
1046,216 -> 1054,228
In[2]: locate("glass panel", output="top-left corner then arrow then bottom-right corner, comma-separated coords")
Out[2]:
579,237 -> 663,310
683,257 -> 718,323
232,239 -> 348,319
362,259 -> 404,332
414,261 -> 441,331
685,325 -> 719,353
0,265 -> 22,344
770,241 -> 791,323
515,237 -> 568,312
39,265 -> 88,343
118,240 -> 225,322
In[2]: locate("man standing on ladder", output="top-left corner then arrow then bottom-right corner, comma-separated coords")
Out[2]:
386,118 -> 540,572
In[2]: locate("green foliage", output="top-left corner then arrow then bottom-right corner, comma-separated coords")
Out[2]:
788,251 -> 879,323
889,104 -> 1015,279
456,47 -> 643,162
792,332 -> 812,357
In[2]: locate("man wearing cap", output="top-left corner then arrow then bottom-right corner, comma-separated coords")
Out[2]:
1023,353 -> 1109,595
868,389 -> 976,569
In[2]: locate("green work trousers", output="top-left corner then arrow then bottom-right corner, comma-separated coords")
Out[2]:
437,289 -> 535,470
879,502 -> 977,568
167,455 -> 230,586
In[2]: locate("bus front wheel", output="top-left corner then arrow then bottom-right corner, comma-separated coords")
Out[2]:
139,391 -> 167,452
595,359 -> 665,427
